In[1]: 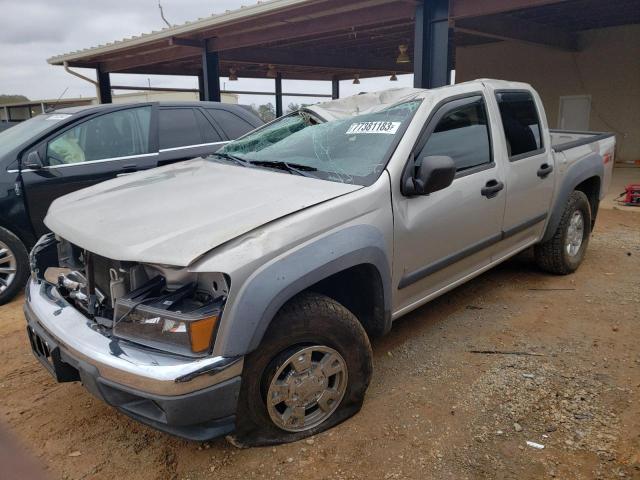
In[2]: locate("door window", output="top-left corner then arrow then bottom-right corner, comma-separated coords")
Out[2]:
420,96 -> 492,173
46,107 -> 151,165
207,109 -> 255,139
495,91 -> 543,158
159,108 -> 203,150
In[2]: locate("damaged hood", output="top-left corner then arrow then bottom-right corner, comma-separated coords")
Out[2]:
45,159 -> 360,266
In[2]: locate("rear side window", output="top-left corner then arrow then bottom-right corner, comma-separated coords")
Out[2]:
47,107 -> 151,164
159,108 -> 203,150
195,110 -> 223,143
207,109 -> 255,139
496,91 -> 543,158
420,96 -> 492,173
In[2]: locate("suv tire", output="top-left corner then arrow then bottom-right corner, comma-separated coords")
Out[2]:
535,190 -> 592,275
229,292 -> 373,447
0,227 -> 29,305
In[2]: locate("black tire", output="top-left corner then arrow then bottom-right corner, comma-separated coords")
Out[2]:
0,227 -> 30,306
229,292 -> 373,447
534,190 -> 592,275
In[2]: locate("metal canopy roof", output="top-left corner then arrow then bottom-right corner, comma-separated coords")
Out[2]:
48,0 -> 488,80
48,0 -> 640,81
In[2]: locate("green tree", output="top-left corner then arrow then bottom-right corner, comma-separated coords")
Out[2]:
0,94 -> 29,105
256,102 -> 276,122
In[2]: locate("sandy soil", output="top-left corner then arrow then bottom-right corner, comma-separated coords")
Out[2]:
0,208 -> 638,480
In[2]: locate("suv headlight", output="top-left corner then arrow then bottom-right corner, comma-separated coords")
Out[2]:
113,275 -> 226,357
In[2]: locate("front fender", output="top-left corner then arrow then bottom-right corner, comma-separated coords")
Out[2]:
219,224 -> 391,357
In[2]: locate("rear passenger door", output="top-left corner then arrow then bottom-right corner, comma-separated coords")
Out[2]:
492,90 -> 555,255
157,107 -> 226,166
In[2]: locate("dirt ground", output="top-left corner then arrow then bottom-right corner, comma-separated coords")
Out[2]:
0,207 -> 638,480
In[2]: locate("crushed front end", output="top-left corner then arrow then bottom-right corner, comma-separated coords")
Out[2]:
24,233 -> 243,441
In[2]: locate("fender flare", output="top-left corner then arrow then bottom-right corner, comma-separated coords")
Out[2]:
542,152 -> 603,243
220,225 -> 392,357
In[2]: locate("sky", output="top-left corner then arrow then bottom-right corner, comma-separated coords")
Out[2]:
0,0 -> 414,108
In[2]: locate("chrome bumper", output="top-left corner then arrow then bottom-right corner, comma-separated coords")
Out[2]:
24,278 -> 243,396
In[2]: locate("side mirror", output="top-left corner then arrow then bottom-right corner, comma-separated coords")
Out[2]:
23,151 -> 43,170
404,155 -> 456,196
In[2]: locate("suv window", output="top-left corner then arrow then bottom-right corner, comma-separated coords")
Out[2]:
420,96 -> 492,173
207,109 -> 255,139
496,91 -> 543,158
195,110 -> 224,143
159,108 -> 203,150
47,107 -> 151,165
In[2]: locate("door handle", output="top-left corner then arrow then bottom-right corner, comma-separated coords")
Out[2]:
481,179 -> 504,198
537,163 -> 553,178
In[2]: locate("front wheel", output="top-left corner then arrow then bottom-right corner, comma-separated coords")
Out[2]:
229,292 -> 373,447
0,227 -> 29,305
535,190 -> 592,275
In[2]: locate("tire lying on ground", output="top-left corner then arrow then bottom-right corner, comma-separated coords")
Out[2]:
229,292 -> 373,447
0,227 -> 29,306
535,190 -> 592,275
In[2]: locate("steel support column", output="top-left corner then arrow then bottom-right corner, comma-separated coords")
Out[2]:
275,73 -> 283,117
331,76 -> 340,99
197,71 -> 206,101
97,67 -> 112,104
201,50 -> 221,102
413,0 -> 452,89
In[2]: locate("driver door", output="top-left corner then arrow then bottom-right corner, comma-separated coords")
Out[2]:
393,94 -> 506,312
21,105 -> 158,237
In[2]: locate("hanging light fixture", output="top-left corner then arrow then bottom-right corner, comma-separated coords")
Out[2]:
396,44 -> 410,64
266,64 -> 277,78
228,67 -> 238,81
352,74 -> 360,85
390,73 -> 398,81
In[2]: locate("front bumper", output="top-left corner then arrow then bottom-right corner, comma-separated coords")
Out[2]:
24,278 -> 243,441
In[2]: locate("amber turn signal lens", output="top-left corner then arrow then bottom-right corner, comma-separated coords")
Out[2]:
188,316 -> 218,353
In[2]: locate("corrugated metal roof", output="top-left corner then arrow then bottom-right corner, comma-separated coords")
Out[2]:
47,0 -> 309,65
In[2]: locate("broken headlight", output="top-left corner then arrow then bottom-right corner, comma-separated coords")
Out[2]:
113,275 -> 225,357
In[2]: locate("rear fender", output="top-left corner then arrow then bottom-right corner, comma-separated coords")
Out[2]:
542,152 -> 603,243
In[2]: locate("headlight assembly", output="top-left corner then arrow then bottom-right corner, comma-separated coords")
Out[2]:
113,275 -> 225,357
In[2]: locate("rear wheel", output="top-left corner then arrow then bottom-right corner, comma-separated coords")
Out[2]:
229,292 -> 372,447
535,191 -> 591,275
0,227 -> 29,305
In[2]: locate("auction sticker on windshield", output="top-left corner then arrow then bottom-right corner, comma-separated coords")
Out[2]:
46,114 -> 72,121
346,121 -> 401,135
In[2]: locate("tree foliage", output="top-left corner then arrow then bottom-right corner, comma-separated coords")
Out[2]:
0,94 -> 29,105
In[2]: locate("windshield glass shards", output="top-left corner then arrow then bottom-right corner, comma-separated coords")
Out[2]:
213,100 -> 422,186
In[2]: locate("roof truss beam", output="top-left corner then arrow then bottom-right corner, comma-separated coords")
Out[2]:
207,2 -> 417,52
451,0 -> 570,20
454,14 -> 580,51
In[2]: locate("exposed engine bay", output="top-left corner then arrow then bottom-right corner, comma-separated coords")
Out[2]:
30,233 -> 229,356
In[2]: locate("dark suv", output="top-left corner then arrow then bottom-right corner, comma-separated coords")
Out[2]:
0,101 -> 263,304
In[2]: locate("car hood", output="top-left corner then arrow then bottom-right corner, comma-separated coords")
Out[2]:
45,158 -> 361,266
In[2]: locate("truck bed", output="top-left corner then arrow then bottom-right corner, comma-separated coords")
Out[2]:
550,129 -> 615,152
550,129 -> 616,202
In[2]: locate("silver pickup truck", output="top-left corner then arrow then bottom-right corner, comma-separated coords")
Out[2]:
24,79 -> 615,446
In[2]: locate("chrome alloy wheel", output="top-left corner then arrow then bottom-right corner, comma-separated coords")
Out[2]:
267,345 -> 348,432
0,241 -> 17,294
565,210 -> 585,257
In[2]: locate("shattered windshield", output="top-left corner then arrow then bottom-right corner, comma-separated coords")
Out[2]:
214,100 -> 422,185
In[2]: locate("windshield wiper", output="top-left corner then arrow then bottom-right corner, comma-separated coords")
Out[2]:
212,152 -> 251,167
250,160 -> 318,178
